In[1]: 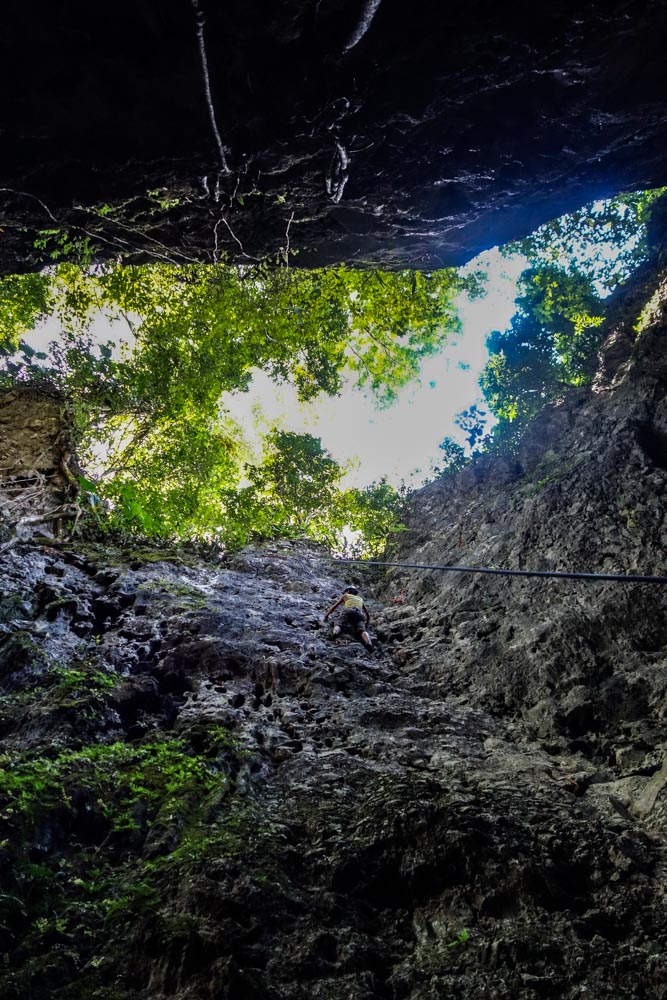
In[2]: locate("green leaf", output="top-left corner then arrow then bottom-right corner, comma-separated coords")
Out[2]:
77,474 -> 100,493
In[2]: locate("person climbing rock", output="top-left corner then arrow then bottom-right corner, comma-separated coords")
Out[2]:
323,586 -> 373,651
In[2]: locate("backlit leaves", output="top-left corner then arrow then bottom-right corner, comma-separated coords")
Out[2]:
480,264 -> 605,437
0,260 -> 452,550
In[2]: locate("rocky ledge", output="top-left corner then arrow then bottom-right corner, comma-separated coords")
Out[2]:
1,1 -> 667,270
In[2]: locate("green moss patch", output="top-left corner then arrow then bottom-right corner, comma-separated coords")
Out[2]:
0,726 -> 253,998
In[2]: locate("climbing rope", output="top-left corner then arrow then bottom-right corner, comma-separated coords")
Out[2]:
332,558 -> 667,585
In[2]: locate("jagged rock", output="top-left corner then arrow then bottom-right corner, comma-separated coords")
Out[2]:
1,2 -> 667,270
0,389 -> 78,547
0,487 -> 666,996
377,224 -> 667,840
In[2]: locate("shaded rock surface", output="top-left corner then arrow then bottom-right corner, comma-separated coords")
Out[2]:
1,1 -> 667,270
377,229 -> 667,838
0,388 -> 79,549
1,536 -> 667,999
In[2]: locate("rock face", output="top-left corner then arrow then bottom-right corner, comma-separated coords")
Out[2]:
1,248 -> 667,998
1,539 -> 667,999
1,1 -> 667,271
379,243 -> 667,830
0,389 -> 79,549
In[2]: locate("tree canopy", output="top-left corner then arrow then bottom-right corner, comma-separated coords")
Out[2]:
480,264 -> 604,434
0,260 -> 468,552
2,187 -> 662,541
504,188 -> 665,293
477,188 -> 665,448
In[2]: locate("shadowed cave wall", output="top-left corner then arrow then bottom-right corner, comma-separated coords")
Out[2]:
1,0 -> 667,271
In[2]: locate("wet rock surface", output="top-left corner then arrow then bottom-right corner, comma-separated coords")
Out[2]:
2,1 -> 667,270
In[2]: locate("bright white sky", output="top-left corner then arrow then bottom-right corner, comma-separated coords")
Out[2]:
26,246 -> 527,489
225,247 -> 527,488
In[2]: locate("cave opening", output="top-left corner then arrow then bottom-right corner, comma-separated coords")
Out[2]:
0,186 -> 664,558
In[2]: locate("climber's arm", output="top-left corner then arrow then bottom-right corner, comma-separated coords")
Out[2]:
324,595 -> 344,619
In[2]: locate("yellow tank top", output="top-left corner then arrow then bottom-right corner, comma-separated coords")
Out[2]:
344,593 -> 364,611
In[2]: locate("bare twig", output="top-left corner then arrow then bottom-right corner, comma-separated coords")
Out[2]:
119,310 -> 137,336
0,187 -> 59,223
219,216 -> 260,262
346,342 -> 374,379
283,211 -> 295,267
0,187 -> 185,266
363,324 -> 392,355
0,503 -> 82,552
325,142 -> 350,203
213,215 -> 223,263
72,206 -> 197,265
88,212 -> 198,264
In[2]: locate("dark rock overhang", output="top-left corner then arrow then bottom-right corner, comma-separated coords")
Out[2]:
1,1 -> 666,271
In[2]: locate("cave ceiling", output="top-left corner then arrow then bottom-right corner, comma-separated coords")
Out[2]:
1,1 -> 666,272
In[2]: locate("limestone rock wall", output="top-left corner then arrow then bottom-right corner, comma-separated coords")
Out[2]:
378,232 -> 667,839
1,537 -> 666,999
0,389 -> 78,546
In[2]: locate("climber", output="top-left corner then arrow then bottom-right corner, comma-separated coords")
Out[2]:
323,586 -> 373,651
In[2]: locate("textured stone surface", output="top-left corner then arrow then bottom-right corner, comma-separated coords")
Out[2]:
1,2 -> 667,270
0,389 -> 77,543
379,238 -> 667,837
1,535 -> 667,998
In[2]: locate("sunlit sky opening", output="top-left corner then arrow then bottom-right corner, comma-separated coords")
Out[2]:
24,246 -> 529,489
22,191 -> 653,491
226,248 -> 527,489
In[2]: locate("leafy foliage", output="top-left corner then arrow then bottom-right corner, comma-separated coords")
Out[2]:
478,189 -> 666,447
0,726 -> 252,997
504,188 -> 665,292
206,431 -> 406,554
447,928 -> 470,949
432,436 -> 467,477
454,404 -> 489,450
480,264 -> 605,441
339,478 -> 407,556
20,261 -> 463,408
1,261 -> 456,550
0,272 -> 52,353
0,735 -> 218,833
428,405 -> 492,480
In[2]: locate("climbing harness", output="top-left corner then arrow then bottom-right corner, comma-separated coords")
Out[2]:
332,558 -> 667,586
